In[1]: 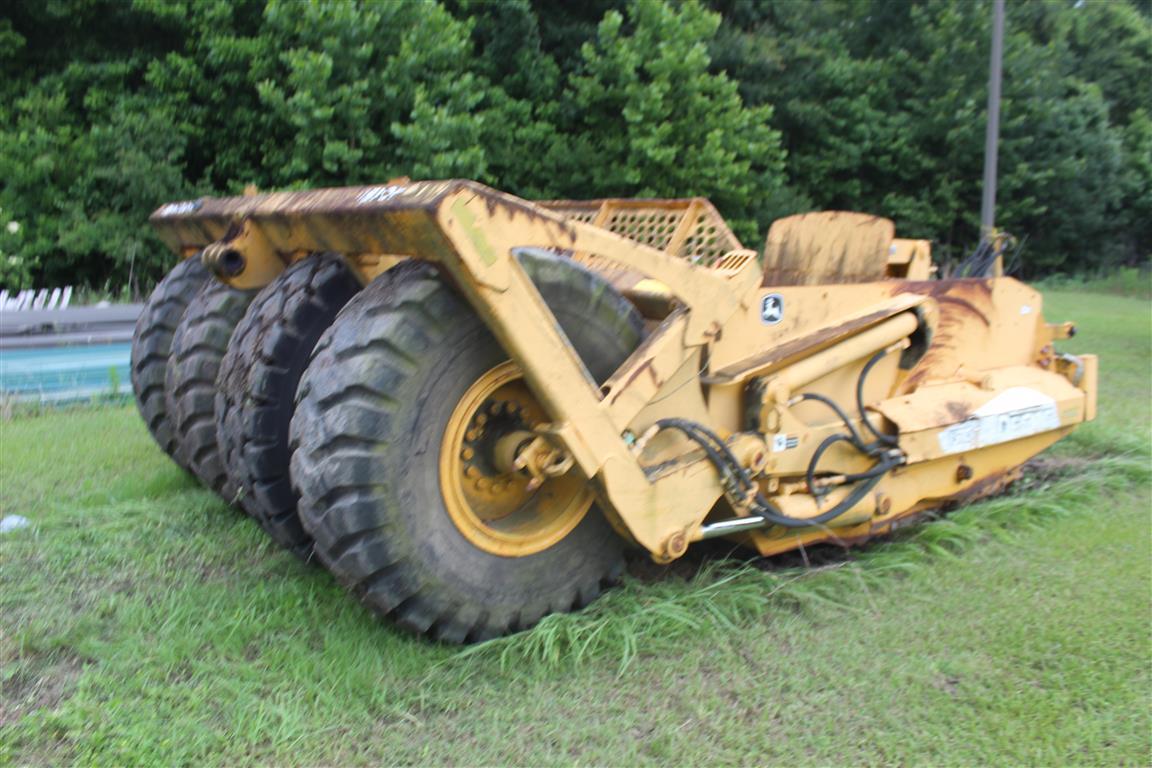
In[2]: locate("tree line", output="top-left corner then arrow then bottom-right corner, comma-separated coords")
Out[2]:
1,0 -> 1148,290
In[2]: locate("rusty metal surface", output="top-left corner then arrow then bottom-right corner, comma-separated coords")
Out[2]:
705,295 -> 926,384
891,277 -> 1048,394
539,197 -> 743,266
762,211 -> 895,286
152,184 -> 747,278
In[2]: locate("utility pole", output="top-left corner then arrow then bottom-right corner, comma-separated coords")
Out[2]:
981,0 -> 1005,237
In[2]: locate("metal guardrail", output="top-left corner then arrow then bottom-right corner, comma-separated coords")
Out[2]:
0,286 -> 73,312
0,305 -> 143,349
0,304 -> 142,402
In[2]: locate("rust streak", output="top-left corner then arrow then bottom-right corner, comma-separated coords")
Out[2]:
945,401 -> 971,422
896,278 -> 991,326
710,306 -> 900,382
611,358 -> 654,405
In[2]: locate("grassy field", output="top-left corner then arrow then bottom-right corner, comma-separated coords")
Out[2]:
1,289 -> 1149,766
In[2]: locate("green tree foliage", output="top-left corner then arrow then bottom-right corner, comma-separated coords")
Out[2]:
712,0 -> 1148,274
546,1 -> 785,242
0,0 -> 1147,290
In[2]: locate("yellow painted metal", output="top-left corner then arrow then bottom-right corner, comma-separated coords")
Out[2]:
148,179 -> 1098,563
200,220 -> 287,289
762,211 -> 895,285
540,196 -> 743,266
438,361 -> 594,557
887,239 -> 935,280
759,313 -> 917,399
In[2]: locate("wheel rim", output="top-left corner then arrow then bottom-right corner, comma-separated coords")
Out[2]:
439,361 -> 593,557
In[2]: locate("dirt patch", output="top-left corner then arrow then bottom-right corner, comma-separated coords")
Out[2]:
1023,454 -> 1096,483
933,674 -> 962,697
0,647 -> 87,727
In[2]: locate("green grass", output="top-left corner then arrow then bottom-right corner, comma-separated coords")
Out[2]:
1034,265 -> 1151,301
2,288 -> 1149,766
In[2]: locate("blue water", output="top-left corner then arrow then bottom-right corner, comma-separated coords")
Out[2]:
0,343 -> 132,401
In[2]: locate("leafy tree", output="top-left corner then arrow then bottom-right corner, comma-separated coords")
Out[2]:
253,0 -> 489,184
1,0 -> 1147,290
712,0 -> 1143,272
1066,0 -> 1152,127
547,0 -> 786,243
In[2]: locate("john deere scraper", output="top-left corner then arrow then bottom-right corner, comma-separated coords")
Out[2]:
130,180 -> 1096,642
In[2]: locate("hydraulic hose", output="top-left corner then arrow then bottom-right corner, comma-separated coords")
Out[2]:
655,330 -> 910,533
793,392 -> 874,453
651,418 -> 900,531
857,349 -> 899,446
652,418 -> 749,497
750,462 -> 893,529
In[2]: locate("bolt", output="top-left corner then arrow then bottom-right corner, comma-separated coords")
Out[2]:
475,414 -> 488,426
461,447 -> 474,461
663,531 -> 689,560
464,466 -> 479,479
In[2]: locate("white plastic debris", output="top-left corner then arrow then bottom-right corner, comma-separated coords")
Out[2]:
0,515 -> 31,534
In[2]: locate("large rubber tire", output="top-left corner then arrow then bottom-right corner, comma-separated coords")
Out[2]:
216,254 -> 361,557
131,256 -> 209,468
165,278 -> 257,500
291,254 -> 644,642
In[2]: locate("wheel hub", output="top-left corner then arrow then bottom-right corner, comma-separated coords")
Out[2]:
439,361 -> 593,557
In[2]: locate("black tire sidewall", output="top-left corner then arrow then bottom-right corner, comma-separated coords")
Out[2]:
130,256 -> 207,466
295,253 -> 644,636
385,300 -> 627,615
166,278 -> 256,497
226,255 -> 361,551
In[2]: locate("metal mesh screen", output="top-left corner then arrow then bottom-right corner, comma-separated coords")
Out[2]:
540,199 -> 743,269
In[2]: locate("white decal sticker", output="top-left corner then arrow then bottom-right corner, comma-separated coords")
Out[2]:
159,200 -> 202,216
1019,305 -> 1033,315
771,434 -> 799,452
356,185 -> 405,205
937,387 -> 1060,455
761,293 -> 784,325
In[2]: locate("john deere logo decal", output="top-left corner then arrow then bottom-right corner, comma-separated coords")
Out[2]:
761,294 -> 784,325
